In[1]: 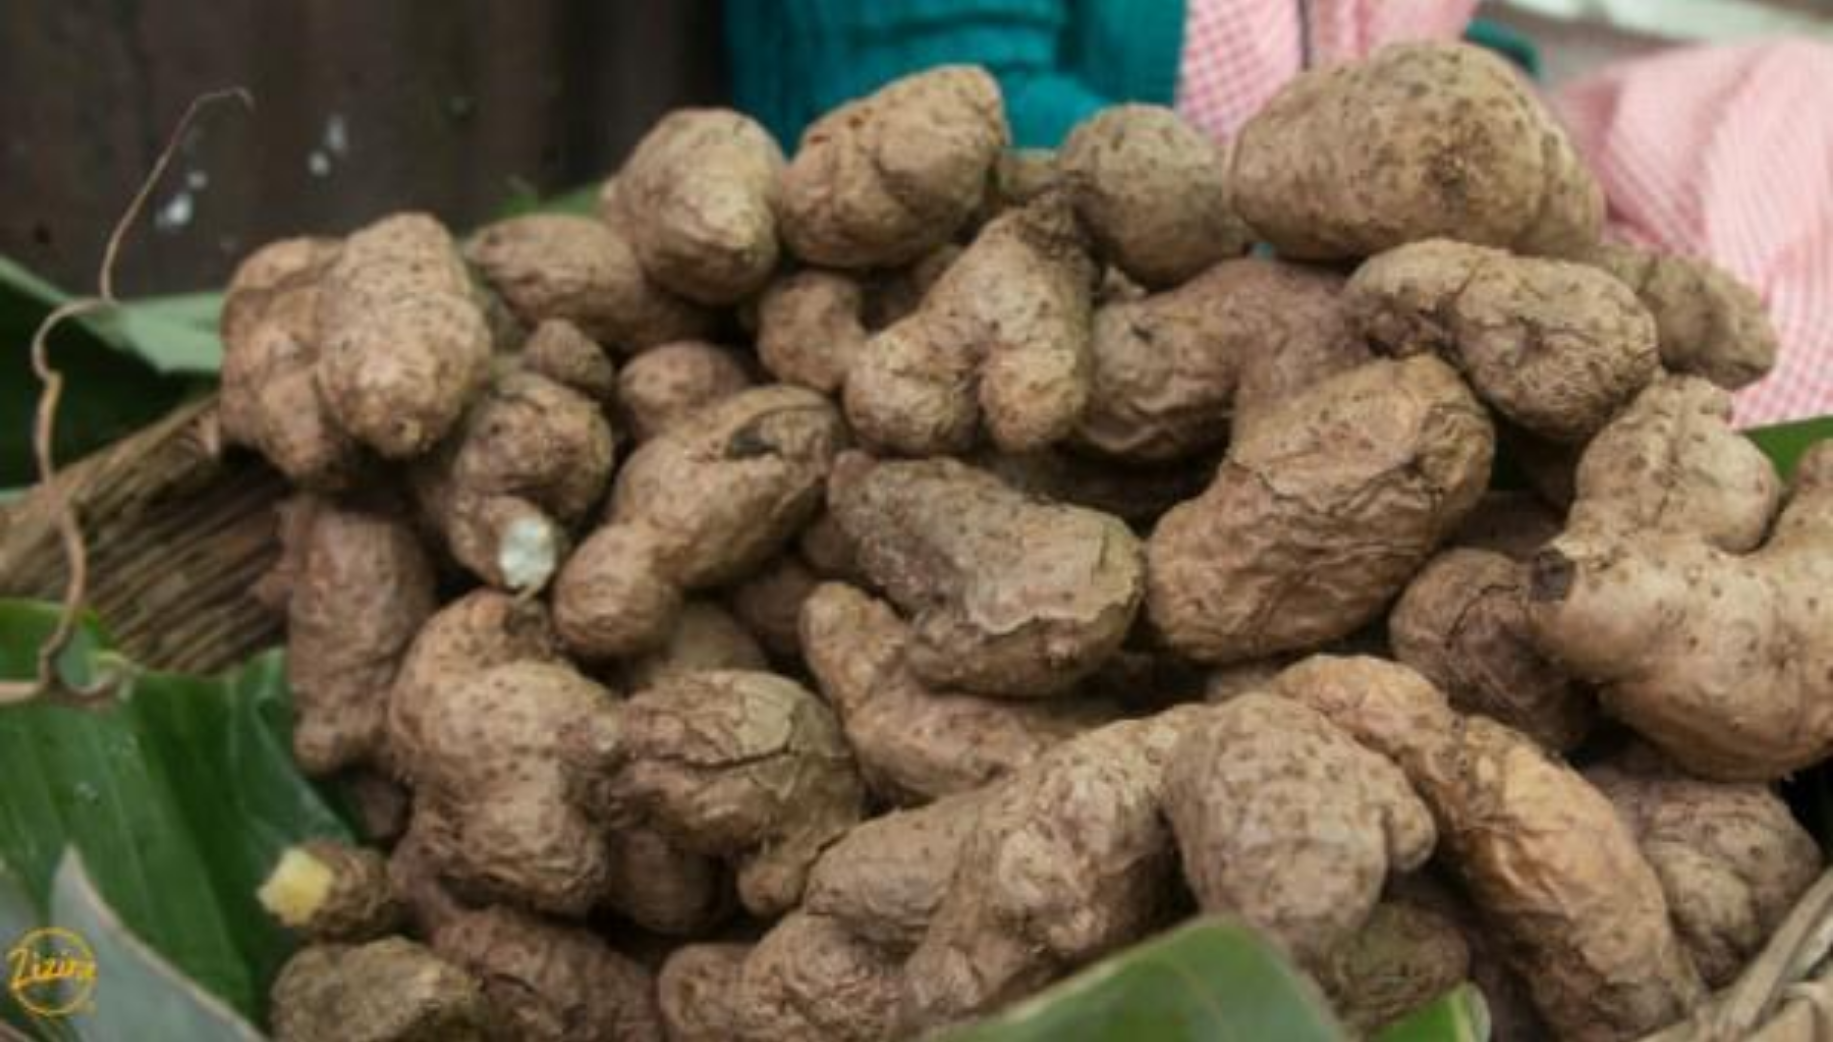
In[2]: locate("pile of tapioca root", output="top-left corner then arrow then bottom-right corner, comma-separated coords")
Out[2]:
227,40 -> 1832,1042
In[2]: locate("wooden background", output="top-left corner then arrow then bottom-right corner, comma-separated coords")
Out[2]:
0,1 -> 726,296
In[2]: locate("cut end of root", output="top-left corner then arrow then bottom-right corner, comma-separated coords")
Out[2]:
500,516 -> 560,592
259,847 -> 336,928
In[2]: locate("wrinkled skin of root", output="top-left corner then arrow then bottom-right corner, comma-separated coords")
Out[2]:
1162,693 -> 1435,968
412,368 -> 614,591
1076,258 -> 1371,462
1273,656 -> 1705,1042
613,340 -> 753,442
466,214 -> 712,353
901,707 -> 1210,1031
1390,547 -> 1593,751
727,554 -> 820,658
1529,392 -> 1833,781
519,319 -> 616,403
658,944 -> 749,1042
388,589 -> 558,773
219,236 -> 364,488
829,454 -> 1143,697
1587,240 -> 1778,390
1231,42 -> 1602,260
554,385 -> 846,659
755,270 -> 868,395
605,670 -> 865,916
800,583 -> 1115,802
1146,355 -> 1493,664
726,912 -> 905,1042
271,938 -> 490,1042
431,904 -> 662,1042
1587,746 -> 1821,986
779,65 -> 1008,269
1058,104 -> 1252,288
259,840 -> 401,943
1561,376 -> 1781,551
607,108 -> 784,304
284,497 -> 436,775
1314,901 -> 1471,1037
1348,239 -> 1660,444
409,661 -> 622,916
601,825 -> 732,936
845,193 -> 1098,454
617,600 -> 767,692
805,789 -> 987,953
315,213 -> 494,458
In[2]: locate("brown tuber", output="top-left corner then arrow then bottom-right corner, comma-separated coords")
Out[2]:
1231,42 -> 1603,260
804,788 -> 988,953
1162,693 -> 1435,968
219,236 -> 364,488
1586,240 -> 1779,390
412,365 -> 614,592
1274,656 -> 1705,1040
1347,238 -> 1661,443
271,937 -> 491,1042
429,904 -> 662,1042
1076,257 -> 1371,462
1389,547 -> 1593,751
779,65 -> 1008,268
1147,355 -> 1493,664
843,194 -> 1098,454
605,669 -> 865,916
612,340 -> 753,442
466,213 -> 713,354
1587,746 -> 1820,986
605,108 -> 784,305
282,496 -> 436,776
800,582 -> 1115,802
387,589 -> 560,773
554,385 -> 845,659
901,707 -> 1209,1030
388,809 -> 667,1042
315,213 -> 494,458
259,839 -> 402,943
406,660 -> 622,916
829,454 -> 1143,697
1529,379 -> 1833,780
519,318 -> 617,403
1314,900 -> 1472,1037
755,269 -> 869,395
1058,104 -> 1252,288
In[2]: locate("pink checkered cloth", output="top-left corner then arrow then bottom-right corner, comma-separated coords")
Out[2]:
1175,0 -> 1833,427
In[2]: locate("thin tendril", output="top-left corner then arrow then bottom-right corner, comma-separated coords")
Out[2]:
0,87 -> 251,707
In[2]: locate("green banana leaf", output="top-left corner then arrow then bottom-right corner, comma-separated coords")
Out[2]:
492,180 -> 599,220
1376,985 -> 1490,1042
0,600 -> 350,1038
1748,414 -> 1833,480
939,918 -> 1351,1042
0,255 -> 218,486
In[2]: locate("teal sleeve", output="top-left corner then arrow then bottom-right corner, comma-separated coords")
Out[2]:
727,0 -> 1145,149
998,69 -> 1112,147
